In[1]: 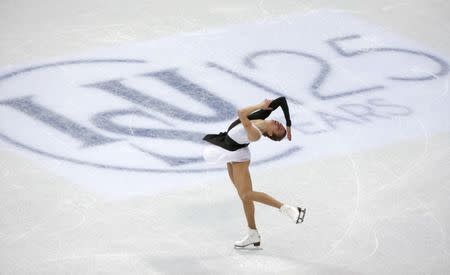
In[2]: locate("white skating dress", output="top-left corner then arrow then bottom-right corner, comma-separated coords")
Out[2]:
203,123 -> 261,164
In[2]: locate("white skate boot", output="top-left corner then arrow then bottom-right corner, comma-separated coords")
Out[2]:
280,204 -> 306,224
234,228 -> 261,248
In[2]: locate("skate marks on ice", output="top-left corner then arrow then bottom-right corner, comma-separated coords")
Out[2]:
295,133 -> 450,273
1,134 -> 449,274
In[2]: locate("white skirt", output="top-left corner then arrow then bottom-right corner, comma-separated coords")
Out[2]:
203,145 -> 251,164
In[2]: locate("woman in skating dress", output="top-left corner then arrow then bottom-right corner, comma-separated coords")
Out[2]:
203,97 -> 305,248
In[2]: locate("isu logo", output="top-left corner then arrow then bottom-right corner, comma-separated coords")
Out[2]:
0,59 -> 300,173
0,34 -> 447,173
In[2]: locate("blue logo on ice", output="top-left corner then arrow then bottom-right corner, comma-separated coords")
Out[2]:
0,59 -> 300,173
0,32 -> 448,174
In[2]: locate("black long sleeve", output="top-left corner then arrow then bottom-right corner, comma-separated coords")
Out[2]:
203,97 -> 292,150
227,97 -> 292,131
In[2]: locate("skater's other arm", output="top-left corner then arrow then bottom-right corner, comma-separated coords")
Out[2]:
238,100 -> 271,141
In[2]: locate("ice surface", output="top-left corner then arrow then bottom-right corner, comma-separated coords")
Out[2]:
0,1 -> 449,274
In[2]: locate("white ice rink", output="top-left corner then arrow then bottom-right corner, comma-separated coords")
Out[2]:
1,1 -> 449,274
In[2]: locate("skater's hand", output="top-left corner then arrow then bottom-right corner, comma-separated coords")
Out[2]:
287,126 -> 292,141
259,99 -> 273,110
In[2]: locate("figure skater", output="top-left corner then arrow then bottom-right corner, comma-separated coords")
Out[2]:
202,97 -> 306,248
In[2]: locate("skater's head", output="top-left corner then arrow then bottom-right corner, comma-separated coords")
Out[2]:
263,119 -> 286,141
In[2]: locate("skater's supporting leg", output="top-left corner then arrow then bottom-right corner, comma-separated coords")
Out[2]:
227,162 -> 257,230
231,161 -> 283,209
242,200 -> 256,230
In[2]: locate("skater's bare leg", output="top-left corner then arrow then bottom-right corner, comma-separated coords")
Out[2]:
247,191 -> 283,208
231,161 -> 283,209
228,162 -> 256,230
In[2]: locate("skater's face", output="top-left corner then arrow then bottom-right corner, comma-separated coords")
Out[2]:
268,120 -> 286,141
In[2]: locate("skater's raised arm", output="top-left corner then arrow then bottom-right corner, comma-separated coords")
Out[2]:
263,96 -> 292,140
266,97 -> 291,127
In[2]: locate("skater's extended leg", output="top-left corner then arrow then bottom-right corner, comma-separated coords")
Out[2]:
231,161 -> 283,209
227,162 -> 256,230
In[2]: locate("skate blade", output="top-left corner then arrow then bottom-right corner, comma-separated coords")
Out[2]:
234,242 -> 261,249
296,207 -> 306,224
